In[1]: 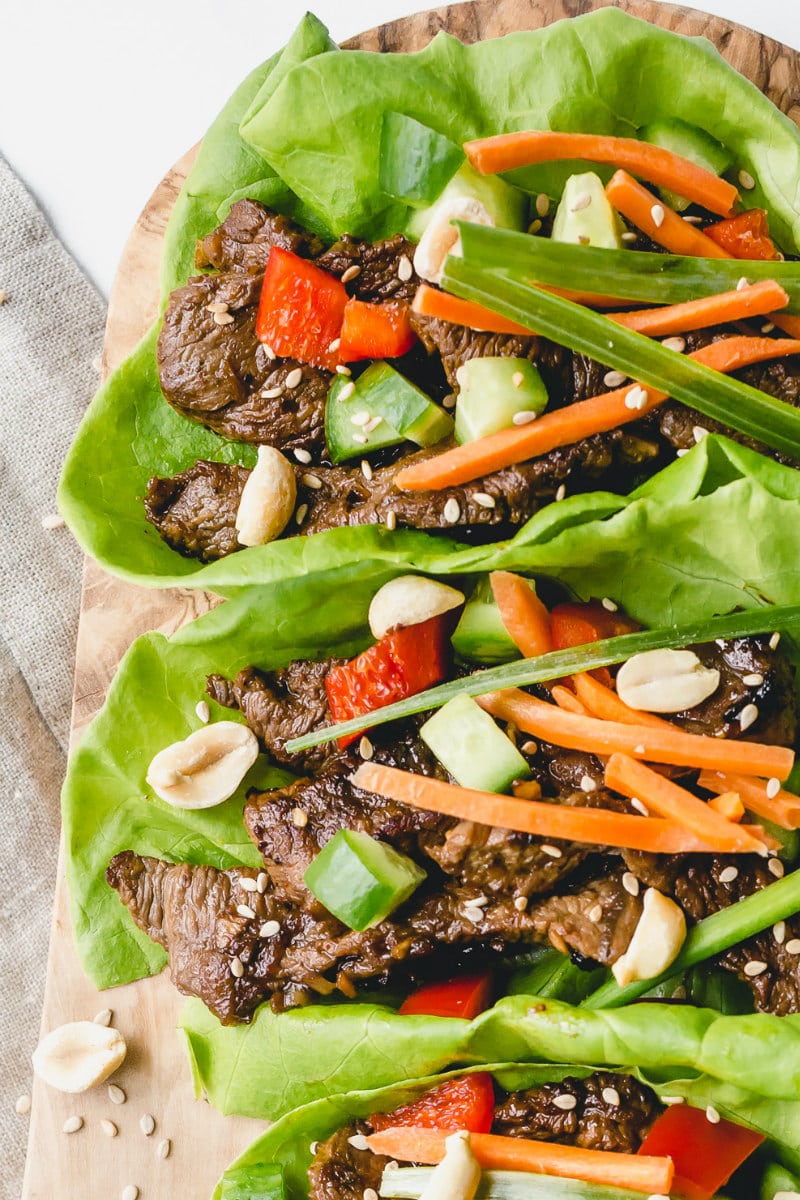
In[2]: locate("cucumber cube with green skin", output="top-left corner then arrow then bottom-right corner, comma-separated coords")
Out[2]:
304,829 -> 427,931
639,119 -> 733,212
325,362 -> 454,464
552,172 -> 623,250
454,357 -> 548,444
379,112 -> 464,208
420,694 -> 531,793
452,578 -> 522,664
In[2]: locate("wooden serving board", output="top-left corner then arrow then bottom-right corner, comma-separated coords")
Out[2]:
22,2 -> 800,1196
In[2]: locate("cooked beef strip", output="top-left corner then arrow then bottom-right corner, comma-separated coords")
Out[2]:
685,636 -> 796,745
527,872 -> 643,964
195,199 -> 326,274
493,1072 -> 661,1153
316,233 -> 420,302
144,460 -> 249,563
308,1123 -> 388,1200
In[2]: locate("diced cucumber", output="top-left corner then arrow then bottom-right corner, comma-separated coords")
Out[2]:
451,579 -> 522,665
304,829 -> 426,931
420,694 -> 530,792
379,112 -> 464,208
639,119 -> 733,212
552,172 -> 622,250
405,163 -> 528,242
380,1167 -> 647,1200
325,362 -> 454,464
454,357 -> 548,444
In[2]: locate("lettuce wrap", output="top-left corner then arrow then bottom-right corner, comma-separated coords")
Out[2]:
57,8 -> 800,589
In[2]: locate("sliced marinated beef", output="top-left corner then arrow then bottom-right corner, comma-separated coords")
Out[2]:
527,871 -> 643,964
144,460 -> 249,562
493,1072 -> 661,1153
195,199 -> 325,274
679,637 -> 796,745
308,1124 -> 388,1200
623,852 -> 800,1015
316,234 -> 419,302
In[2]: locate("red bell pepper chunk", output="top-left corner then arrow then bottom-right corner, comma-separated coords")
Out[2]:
338,299 -> 417,362
325,614 -> 451,749
550,601 -> 639,687
705,209 -> 781,261
638,1103 -> 764,1200
399,973 -> 493,1020
255,246 -> 348,371
369,1073 -> 495,1134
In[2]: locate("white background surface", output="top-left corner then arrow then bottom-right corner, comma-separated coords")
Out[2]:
3,0 -> 798,297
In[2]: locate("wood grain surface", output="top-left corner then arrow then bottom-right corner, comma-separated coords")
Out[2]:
22,1 -> 800,1196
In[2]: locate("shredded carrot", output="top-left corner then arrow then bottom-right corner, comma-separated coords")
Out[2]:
571,673 -> 672,730
771,313 -> 800,339
606,279 -> 789,337
551,684 -> 591,715
412,283 -> 533,335
604,753 -> 764,853
605,171 -> 730,257
490,571 -> 553,657
477,688 -> 795,781
699,770 -> 800,830
464,130 -> 737,218
393,336 -> 800,491
708,791 -> 745,822
352,762 -> 768,855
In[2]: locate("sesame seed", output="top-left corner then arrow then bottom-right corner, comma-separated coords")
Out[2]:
580,774 -> 597,793
786,939 -> 800,955
761,322 -> 775,334
140,1114 -> 156,1136
512,371 -> 525,389
205,301 -> 229,314
260,920 -> 281,938
661,1095 -> 685,1105
385,510 -> 397,531
541,843 -> 563,859
295,503 -> 309,525
122,1188 -> 140,1200
338,382 -> 356,403
302,472 -> 323,490
514,895 -> 528,912
555,484 -> 567,501
602,1086 -> 620,1106
634,744 -> 646,755
353,434 -> 368,445
361,459 -> 373,481
744,960 -> 768,977
472,492 -> 496,509
443,393 -> 457,409
41,513 -> 65,530
770,632 -> 781,650
463,905 -> 484,924
767,777 -> 781,799
364,1189 -> 379,1200
683,214 -> 703,224
601,597 -> 618,612
719,866 -> 739,884
739,703 -> 759,731
622,872 -> 640,896
108,1084 -> 126,1105
621,231 -> 638,242
736,276 -> 750,291
101,1118 -> 118,1138
292,807 -> 308,827
194,700 -> 210,725
359,736 -> 374,760
743,673 -> 763,687
536,193 -> 550,217
769,857 -> 785,879
310,1141 -> 319,1154
739,169 -> 756,190
604,370 -> 627,387
348,1134 -> 370,1151
351,411 -> 371,427
230,956 -> 244,978
262,386 -> 284,400
624,385 -> 649,411
588,904 -> 603,923
662,336 -> 687,353
512,410 -> 539,425
256,871 -> 268,894
213,310 -> 235,326
522,740 -> 538,755
364,416 -> 383,434
706,1106 -> 721,1124
650,204 -> 665,228
341,264 -> 361,283
528,219 -> 543,235
397,255 -> 413,282
336,364 -> 352,376
15,1094 -> 31,1115
285,367 -> 303,389
692,426 -> 709,443
456,366 -> 468,389
0,289 -> 9,304
774,920 -> 787,944
263,343 -> 276,360
571,192 -> 592,213
553,1094 -> 577,1111
240,876 -> 258,892
63,1116 -> 83,1134
327,338 -> 341,354
157,1139 -> 172,1161
631,798 -> 648,816
444,498 -> 461,524
93,1008 -> 113,1026
236,904 -> 256,919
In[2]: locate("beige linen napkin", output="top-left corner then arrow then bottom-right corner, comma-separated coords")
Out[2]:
0,153 -> 106,1199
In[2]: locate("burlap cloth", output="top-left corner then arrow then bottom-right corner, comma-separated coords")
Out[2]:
0,155 -> 106,1198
